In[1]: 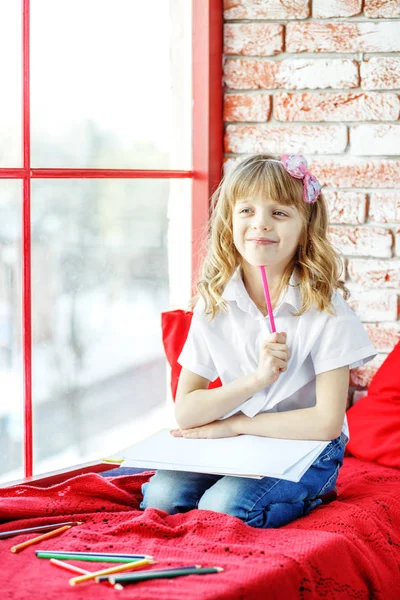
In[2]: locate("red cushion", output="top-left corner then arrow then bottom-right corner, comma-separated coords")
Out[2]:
347,340 -> 400,469
161,310 -> 222,400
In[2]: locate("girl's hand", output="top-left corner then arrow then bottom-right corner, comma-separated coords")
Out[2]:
255,331 -> 290,388
170,415 -> 241,439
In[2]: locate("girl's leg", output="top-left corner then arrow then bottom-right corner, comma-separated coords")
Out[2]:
140,470 -> 221,514
198,433 -> 347,528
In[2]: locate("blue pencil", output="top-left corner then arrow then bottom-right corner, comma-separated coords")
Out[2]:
36,549 -> 152,560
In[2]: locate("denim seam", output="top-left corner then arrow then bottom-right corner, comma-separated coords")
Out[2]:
245,479 -> 282,520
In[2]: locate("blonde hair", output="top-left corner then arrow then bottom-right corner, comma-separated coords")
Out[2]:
194,153 -> 349,319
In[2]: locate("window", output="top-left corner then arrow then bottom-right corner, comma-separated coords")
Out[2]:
0,0 -> 222,485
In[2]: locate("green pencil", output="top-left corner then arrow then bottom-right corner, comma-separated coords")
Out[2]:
36,552 -> 144,563
105,566 -> 224,585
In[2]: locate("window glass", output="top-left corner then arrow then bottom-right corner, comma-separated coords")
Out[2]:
31,0 -> 192,170
30,178 -> 191,475
0,1 -> 22,167
0,181 -> 23,483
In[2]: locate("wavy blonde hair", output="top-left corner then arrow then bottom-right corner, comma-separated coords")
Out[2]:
194,153 -> 349,319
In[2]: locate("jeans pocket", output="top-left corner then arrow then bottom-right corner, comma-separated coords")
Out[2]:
320,434 -> 347,464
317,463 -> 340,496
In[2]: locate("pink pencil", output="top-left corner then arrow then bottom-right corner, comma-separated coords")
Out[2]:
259,265 -> 276,333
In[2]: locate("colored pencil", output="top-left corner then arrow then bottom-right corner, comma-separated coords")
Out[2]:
97,565 -> 201,582
0,522 -> 82,539
107,566 -> 224,585
36,550 -> 153,560
37,552 -> 147,563
260,265 -> 276,333
10,525 -> 72,553
49,558 -> 123,591
69,557 -> 154,586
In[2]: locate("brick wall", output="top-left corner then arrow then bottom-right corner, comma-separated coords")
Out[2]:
223,0 -> 400,404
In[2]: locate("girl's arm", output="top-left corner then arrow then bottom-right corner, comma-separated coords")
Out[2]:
175,331 -> 289,429
231,365 -> 350,441
175,368 -> 263,430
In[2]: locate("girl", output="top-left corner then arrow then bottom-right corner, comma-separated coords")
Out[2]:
141,153 -> 377,528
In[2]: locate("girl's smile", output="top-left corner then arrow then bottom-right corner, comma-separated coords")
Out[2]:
232,196 -> 304,274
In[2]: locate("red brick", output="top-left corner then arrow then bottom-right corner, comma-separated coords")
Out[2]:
347,258 -> 400,287
225,124 -> 347,154
224,94 -> 272,122
351,124 -> 400,155
350,354 -> 385,388
347,288 -> 398,321
361,58 -> 400,90
223,0 -> 310,19
277,59 -> 359,89
309,158 -> 400,188
364,0 -> 400,18
364,323 -> 400,351
369,192 -> 400,223
324,191 -> 367,224
313,0 -> 362,18
286,22 -> 400,53
328,226 -> 393,258
224,59 -> 278,90
352,390 -> 368,404
224,24 -> 283,57
396,228 -> 400,257
274,92 -> 399,122
224,58 -> 359,90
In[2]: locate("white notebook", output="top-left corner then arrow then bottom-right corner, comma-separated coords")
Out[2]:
104,429 -> 329,483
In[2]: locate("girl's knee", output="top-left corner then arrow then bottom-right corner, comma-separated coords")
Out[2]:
140,470 -> 201,514
140,472 -> 181,514
198,488 -> 243,519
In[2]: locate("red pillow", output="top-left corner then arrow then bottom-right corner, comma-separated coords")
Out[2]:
346,340 -> 400,469
161,310 -> 222,400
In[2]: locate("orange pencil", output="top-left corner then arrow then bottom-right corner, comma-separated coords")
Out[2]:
50,558 -> 123,590
11,524 -> 72,553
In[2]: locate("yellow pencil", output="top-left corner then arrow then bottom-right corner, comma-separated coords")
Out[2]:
69,557 -> 154,586
50,558 -> 123,590
11,525 -> 72,553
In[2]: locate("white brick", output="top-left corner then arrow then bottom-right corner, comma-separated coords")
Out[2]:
277,59 -> 359,90
225,125 -> 347,154
223,0 -> 310,19
328,226 -> 393,258
346,287 -> 398,321
369,192 -> 400,223
347,258 -> 400,287
350,125 -> 400,155
324,191 -> 367,224
313,0 -> 362,18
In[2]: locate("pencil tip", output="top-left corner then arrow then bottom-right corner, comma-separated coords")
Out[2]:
215,567 -> 224,572
114,584 -> 124,591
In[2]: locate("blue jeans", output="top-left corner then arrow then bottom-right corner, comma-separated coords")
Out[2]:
140,432 -> 347,529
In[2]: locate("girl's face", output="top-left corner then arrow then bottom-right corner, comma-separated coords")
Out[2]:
232,195 -> 304,271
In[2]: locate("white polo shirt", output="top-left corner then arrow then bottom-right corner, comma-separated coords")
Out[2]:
178,269 -> 377,440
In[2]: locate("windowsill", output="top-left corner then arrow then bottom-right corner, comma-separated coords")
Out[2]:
0,460 -> 115,489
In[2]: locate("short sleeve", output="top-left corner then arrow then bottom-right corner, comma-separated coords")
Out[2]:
178,308 -> 218,382
310,297 -> 377,375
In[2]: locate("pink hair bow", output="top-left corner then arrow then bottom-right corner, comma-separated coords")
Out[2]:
280,154 -> 321,204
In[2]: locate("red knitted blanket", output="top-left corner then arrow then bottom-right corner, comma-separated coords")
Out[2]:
0,457 -> 399,600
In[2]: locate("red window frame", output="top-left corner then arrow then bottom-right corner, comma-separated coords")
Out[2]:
0,0 -> 222,483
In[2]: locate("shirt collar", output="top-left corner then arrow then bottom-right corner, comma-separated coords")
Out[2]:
222,267 -> 301,315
